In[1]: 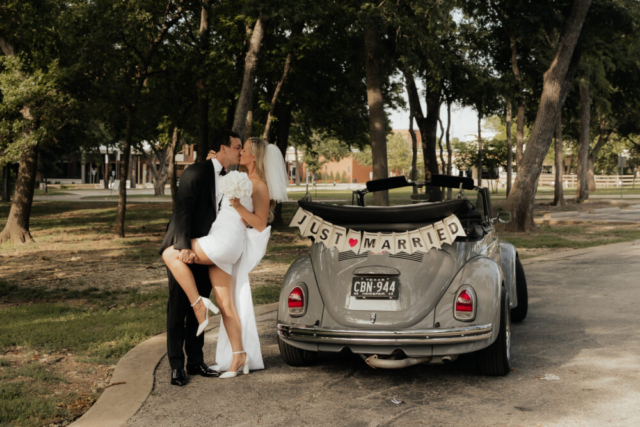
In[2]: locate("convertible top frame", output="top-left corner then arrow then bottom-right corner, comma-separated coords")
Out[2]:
351,175 -> 490,218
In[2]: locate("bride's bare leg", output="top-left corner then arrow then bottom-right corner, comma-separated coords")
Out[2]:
162,240 -> 213,324
209,266 -> 246,371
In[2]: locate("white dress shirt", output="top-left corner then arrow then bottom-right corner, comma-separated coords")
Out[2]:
212,158 -> 224,214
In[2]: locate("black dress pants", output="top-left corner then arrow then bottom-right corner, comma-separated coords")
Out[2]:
166,264 -> 212,370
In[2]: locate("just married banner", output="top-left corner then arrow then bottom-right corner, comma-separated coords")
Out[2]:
289,207 -> 466,255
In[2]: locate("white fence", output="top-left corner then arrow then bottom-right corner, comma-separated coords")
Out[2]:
537,174 -> 638,188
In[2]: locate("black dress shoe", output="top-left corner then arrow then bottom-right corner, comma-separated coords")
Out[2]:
186,362 -> 220,378
170,368 -> 189,386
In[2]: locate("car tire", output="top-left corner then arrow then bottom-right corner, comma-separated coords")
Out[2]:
511,256 -> 528,323
476,287 -> 511,376
278,336 -> 315,367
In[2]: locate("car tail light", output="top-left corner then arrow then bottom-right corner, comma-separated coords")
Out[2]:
288,287 -> 304,316
454,286 -> 476,321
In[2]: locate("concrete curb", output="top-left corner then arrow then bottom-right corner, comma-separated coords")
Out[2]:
71,302 -> 279,427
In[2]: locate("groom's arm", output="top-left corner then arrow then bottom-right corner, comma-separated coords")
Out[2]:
173,165 -> 200,251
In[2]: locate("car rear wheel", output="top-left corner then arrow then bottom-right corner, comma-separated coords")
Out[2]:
476,287 -> 511,376
511,256 -> 528,323
278,336 -> 315,366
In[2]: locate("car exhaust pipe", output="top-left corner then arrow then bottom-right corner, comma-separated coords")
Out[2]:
363,354 -> 431,369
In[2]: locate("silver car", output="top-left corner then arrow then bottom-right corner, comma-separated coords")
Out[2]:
277,175 -> 528,376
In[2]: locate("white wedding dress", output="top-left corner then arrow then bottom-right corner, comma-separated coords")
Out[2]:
196,193 -> 269,372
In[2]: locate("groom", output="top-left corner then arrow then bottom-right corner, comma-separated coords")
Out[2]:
159,130 -> 242,386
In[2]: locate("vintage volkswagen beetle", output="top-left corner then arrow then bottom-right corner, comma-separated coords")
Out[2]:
277,175 -> 528,376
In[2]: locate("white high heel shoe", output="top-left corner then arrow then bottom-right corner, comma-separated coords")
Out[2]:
192,296 -> 209,337
219,351 -> 250,378
201,296 -> 220,315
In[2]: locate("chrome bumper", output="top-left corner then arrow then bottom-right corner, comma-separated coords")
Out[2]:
277,323 -> 493,346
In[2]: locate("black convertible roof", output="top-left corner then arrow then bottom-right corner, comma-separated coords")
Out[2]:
298,199 -> 481,232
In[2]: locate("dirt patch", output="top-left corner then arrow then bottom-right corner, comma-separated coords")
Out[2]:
1,347 -> 116,426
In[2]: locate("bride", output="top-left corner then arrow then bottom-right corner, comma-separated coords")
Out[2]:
162,137 -> 288,378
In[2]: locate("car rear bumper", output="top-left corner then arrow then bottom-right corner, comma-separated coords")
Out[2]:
277,323 -> 493,346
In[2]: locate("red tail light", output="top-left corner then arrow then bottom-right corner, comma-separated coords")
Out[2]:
454,287 -> 476,321
456,291 -> 473,312
288,287 -> 304,315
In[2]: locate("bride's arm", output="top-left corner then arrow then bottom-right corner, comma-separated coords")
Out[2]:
230,180 -> 270,232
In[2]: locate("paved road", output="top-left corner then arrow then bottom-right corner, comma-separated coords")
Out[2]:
128,241 -> 640,426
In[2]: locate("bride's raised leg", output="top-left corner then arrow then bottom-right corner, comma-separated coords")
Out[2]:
162,240 -> 214,326
209,266 -> 246,372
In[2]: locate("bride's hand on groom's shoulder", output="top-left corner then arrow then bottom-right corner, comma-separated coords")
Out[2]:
206,150 -> 217,160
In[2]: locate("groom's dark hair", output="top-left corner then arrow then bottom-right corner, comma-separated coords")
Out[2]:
212,130 -> 241,151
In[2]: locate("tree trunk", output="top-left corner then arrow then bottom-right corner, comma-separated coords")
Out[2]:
506,102 -> 513,196
232,13 -> 265,138
262,51 -> 291,139
271,104 -> 292,228
408,114 -> 418,195
515,102 -> 525,168
364,26 -> 389,206
552,110 -> 566,207
196,1 -> 211,161
438,118 -> 445,175
446,101 -> 453,200
263,21 -> 302,141
423,83 -> 442,200
2,164 -> 10,202
503,0 -> 592,231
115,108 -> 136,237
403,70 -> 441,200
587,118 -> 614,191
168,126 -> 179,204
477,114 -> 483,187
0,140 -> 38,244
294,145 -> 300,185
576,80 -> 590,202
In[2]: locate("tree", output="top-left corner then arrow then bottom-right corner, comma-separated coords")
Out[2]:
0,2 -> 76,244
233,13 -> 265,140
364,22 -> 389,205
576,79 -> 590,202
503,0 -> 592,232
552,111 -> 567,207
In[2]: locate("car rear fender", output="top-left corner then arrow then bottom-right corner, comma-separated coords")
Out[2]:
277,255 -> 324,326
498,242 -> 518,308
433,256 -> 502,343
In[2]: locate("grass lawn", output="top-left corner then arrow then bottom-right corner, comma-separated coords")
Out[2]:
0,201 -> 303,426
33,189 -> 75,196
1,193 -> 639,425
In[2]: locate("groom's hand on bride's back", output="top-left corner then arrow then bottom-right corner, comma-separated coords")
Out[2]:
179,249 -> 199,264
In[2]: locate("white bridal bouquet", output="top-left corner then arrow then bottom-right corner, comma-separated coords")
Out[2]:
219,170 -> 253,200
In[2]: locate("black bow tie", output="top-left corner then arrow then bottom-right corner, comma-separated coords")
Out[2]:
220,167 -> 226,176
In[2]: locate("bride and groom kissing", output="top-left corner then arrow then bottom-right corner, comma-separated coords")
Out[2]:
159,131 -> 288,386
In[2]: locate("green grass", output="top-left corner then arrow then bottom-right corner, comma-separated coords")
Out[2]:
33,189 -> 74,196
0,382 -> 74,427
81,195 -> 172,200
500,224 -> 640,254
252,284 -> 282,306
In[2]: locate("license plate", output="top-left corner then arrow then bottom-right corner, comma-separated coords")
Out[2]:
351,276 -> 399,299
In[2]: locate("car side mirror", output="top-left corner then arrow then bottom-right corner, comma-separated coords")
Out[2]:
495,212 -> 511,224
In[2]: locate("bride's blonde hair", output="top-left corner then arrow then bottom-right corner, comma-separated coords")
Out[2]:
247,137 -> 276,223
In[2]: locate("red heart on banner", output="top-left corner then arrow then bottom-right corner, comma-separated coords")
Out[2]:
349,238 -> 358,247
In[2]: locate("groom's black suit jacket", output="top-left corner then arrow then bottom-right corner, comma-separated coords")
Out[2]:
160,160 -> 218,254
160,160 -> 218,370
